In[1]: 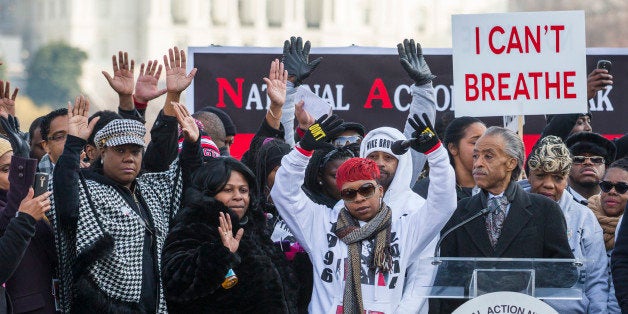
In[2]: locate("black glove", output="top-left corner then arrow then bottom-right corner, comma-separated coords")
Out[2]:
408,113 -> 440,154
282,36 -> 323,86
299,114 -> 344,151
397,39 -> 436,85
0,115 -> 30,158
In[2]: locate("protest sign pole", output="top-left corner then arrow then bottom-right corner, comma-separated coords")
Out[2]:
518,115 -> 524,139
518,114 -> 526,180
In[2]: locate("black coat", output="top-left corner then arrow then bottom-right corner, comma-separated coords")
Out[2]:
412,177 -> 473,201
429,182 -> 576,314
0,156 -> 56,314
162,197 -> 299,314
611,203 -> 628,312
0,214 -> 37,314
240,117 -> 285,173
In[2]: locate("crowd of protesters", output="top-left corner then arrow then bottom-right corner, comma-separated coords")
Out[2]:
0,34 -> 626,314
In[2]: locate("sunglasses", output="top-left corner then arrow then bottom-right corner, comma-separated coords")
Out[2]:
599,181 -> 628,194
572,155 -> 605,164
340,183 -> 377,202
333,135 -> 362,147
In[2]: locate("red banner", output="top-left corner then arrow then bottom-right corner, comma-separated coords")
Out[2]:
188,47 -> 626,159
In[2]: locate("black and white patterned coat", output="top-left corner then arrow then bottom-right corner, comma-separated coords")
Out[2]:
50,135 -> 200,313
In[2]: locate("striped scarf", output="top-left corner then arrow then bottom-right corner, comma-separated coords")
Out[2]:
334,202 -> 392,314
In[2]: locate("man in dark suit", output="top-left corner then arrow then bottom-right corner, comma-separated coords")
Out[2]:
429,126 -> 575,314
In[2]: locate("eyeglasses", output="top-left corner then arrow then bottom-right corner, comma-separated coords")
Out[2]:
340,183 -> 377,203
599,181 -> 628,194
47,132 -> 68,142
332,135 -> 362,147
572,155 -> 605,165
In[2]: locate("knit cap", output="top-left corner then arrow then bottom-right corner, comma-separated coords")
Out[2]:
359,127 -> 407,159
201,106 -> 237,136
0,137 -> 12,157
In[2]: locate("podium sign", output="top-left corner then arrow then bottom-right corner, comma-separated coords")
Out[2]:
453,292 -> 558,314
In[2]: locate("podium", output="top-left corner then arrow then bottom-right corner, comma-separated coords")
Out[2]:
418,257 -> 584,300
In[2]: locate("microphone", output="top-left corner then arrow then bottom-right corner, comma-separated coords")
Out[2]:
431,206 -> 495,265
391,138 -> 415,155
390,133 -> 434,155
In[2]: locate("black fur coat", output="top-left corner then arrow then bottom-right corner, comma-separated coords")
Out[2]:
161,196 -> 299,313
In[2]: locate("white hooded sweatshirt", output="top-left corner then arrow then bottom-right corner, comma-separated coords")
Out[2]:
352,126 -> 439,313
403,83 -> 437,186
271,143 -> 456,314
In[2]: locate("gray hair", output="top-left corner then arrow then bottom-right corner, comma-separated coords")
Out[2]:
484,126 -> 525,181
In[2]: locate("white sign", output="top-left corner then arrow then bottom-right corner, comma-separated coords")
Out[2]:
453,291 -> 558,314
452,11 -> 587,117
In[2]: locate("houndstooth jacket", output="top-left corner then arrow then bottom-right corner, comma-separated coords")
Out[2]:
49,135 -> 200,313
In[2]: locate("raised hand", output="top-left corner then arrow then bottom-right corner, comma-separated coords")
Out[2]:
397,39 -> 436,86
0,114 -> 30,157
587,68 -> 613,100
135,60 -> 167,103
68,95 -> 100,141
102,51 -> 135,96
18,188 -> 52,222
172,102 -> 199,143
218,212 -> 244,253
79,151 -> 91,169
263,59 -> 288,107
0,80 -> 18,117
299,114 -> 344,151
407,113 -> 441,154
164,47 -> 197,94
295,100 -> 315,130
282,36 -> 323,86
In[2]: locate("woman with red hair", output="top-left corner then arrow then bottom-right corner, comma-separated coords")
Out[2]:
271,114 -> 457,314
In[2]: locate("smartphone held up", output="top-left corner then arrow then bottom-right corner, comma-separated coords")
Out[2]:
596,60 -> 612,88
33,172 -> 49,197
597,60 -> 612,73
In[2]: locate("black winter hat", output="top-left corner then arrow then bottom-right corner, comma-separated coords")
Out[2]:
613,134 -> 628,161
338,122 -> 366,138
546,112 -> 591,124
254,138 -> 290,196
565,132 -> 617,165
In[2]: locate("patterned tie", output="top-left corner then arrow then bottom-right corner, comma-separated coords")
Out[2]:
485,196 -> 508,247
